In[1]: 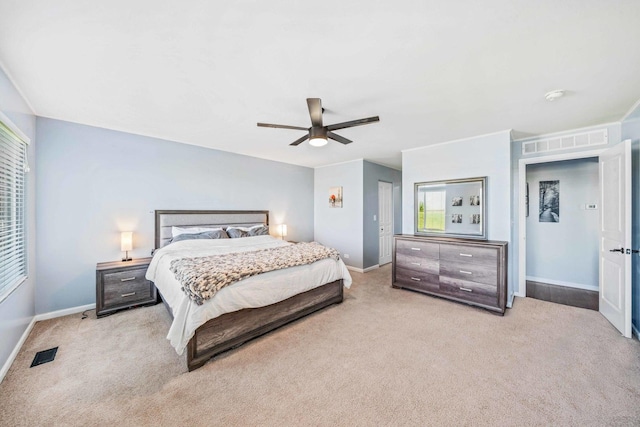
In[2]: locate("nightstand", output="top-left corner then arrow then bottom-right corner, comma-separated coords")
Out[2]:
96,257 -> 157,317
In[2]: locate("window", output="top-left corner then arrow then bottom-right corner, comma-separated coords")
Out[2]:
0,118 -> 29,301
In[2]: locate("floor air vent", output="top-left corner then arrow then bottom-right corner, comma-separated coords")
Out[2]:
30,347 -> 58,367
521,129 -> 608,155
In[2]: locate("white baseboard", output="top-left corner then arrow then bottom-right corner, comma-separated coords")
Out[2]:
34,303 -> 95,322
345,265 -> 379,273
507,293 -> 514,308
526,276 -> 598,292
0,317 -> 36,384
1,303 -> 96,384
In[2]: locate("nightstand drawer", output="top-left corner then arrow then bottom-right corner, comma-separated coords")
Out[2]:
103,275 -> 151,307
103,267 -> 148,288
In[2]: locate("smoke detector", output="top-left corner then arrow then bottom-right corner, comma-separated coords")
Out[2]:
544,90 -> 565,101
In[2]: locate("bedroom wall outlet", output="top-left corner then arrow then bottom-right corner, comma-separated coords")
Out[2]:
343,253 -> 350,259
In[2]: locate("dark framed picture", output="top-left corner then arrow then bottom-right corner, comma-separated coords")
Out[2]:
539,180 -> 559,222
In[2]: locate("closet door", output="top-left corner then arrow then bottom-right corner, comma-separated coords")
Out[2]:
599,140 -> 631,338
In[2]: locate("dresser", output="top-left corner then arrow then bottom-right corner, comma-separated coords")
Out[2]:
96,257 -> 157,317
392,235 -> 508,314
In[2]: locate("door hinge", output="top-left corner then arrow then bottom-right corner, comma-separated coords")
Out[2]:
631,249 -> 640,255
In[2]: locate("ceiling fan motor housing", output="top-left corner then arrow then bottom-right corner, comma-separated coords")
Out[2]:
310,127 -> 327,139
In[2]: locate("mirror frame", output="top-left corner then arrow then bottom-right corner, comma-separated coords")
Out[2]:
414,176 -> 487,240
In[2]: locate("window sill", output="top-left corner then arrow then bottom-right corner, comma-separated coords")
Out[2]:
0,276 -> 28,305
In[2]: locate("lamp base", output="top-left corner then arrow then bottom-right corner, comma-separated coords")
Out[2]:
122,257 -> 132,262
122,250 -> 132,262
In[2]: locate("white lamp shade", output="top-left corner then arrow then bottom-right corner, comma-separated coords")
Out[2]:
121,231 -> 133,251
280,224 -> 287,237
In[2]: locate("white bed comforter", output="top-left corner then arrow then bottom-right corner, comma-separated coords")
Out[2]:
146,235 -> 352,354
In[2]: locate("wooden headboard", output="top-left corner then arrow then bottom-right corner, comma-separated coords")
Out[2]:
154,210 -> 269,248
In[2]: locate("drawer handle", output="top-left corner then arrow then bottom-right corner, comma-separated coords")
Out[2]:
459,287 -> 473,292
411,262 -> 421,266
120,277 -> 136,282
460,253 -> 473,257
410,247 -> 421,251
121,292 -> 136,297
459,270 -> 473,275
410,277 -> 421,281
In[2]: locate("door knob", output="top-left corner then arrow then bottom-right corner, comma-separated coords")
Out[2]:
609,248 -> 624,253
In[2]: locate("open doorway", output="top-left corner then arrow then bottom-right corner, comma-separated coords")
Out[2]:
525,157 -> 599,310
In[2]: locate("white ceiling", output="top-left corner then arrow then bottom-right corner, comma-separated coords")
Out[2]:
1,0 -> 639,169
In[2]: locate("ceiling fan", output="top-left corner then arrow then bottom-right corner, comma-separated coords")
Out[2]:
257,98 -> 379,147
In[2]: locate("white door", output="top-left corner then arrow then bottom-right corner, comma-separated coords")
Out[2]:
378,181 -> 393,265
599,140 -> 632,338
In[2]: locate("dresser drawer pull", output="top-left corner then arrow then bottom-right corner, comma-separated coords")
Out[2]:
120,277 -> 137,282
459,287 -> 473,292
410,247 -> 421,251
410,262 -> 421,266
121,292 -> 136,297
410,277 -> 421,281
459,253 -> 473,257
459,270 -> 473,275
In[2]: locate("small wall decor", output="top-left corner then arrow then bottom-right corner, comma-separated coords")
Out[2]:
470,195 -> 480,206
451,214 -> 463,223
329,186 -> 343,208
451,197 -> 463,206
471,214 -> 481,224
539,180 -> 559,222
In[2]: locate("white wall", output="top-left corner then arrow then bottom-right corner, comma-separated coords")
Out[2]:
314,160 -> 364,269
402,130 -> 512,241
526,158 -> 599,289
35,118 -> 315,314
0,66 -> 36,376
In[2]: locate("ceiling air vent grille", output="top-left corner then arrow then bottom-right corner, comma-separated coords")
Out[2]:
521,129 -> 608,155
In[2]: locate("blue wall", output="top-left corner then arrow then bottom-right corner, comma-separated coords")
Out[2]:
0,66 -> 36,377
363,160 -> 402,269
35,118 -> 315,314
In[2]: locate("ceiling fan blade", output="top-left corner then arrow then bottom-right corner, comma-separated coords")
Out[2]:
327,131 -> 352,145
257,123 -> 308,131
289,134 -> 310,146
326,116 -> 380,131
307,98 -> 323,127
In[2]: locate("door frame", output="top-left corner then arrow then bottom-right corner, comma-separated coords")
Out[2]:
517,148 -> 605,297
378,180 -> 394,265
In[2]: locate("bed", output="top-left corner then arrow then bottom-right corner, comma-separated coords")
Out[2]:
146,210 -> 352,371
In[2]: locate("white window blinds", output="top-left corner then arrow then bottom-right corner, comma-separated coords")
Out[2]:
0,119 -> 28,300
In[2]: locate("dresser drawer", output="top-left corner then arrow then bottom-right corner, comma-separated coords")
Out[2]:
439,260 -> 497,287
395,267 -> 439,293
396,252 -> 439,275
439,276 -> 498,307
396,239 -> 439,259
439,244 -> 497,266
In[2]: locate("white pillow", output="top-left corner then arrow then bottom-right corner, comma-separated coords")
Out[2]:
171,226 -> 223,238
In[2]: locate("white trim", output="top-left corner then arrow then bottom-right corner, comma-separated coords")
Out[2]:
401,129 -> 512,153
34,303 -> 96,322
517,148 -> 605,297
621,98 -> 640,122
525,276 -> 598,292
512,122 -> 619,143
0,302 -> 96,384
0,60 -> 36,115
314,158 -> 363,169
346,264 -> 379,273
0,317 -> 36,384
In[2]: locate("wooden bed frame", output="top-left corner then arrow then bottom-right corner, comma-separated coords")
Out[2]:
153,210 -> 344,371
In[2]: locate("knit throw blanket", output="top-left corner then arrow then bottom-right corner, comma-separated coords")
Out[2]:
170,242 -> 340,305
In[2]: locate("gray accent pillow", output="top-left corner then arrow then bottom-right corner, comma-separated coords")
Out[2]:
169,229 -> 229,243
227,224 -> 269,238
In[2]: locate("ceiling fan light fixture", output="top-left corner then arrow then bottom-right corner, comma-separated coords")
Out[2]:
309,137 -> 328,147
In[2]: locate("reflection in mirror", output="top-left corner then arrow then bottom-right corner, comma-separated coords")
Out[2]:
415,177 -> 487,239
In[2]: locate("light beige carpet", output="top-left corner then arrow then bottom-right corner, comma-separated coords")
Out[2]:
1,265 -> 639,426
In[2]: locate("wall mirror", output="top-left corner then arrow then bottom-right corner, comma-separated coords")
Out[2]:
414,176 -> 487,239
